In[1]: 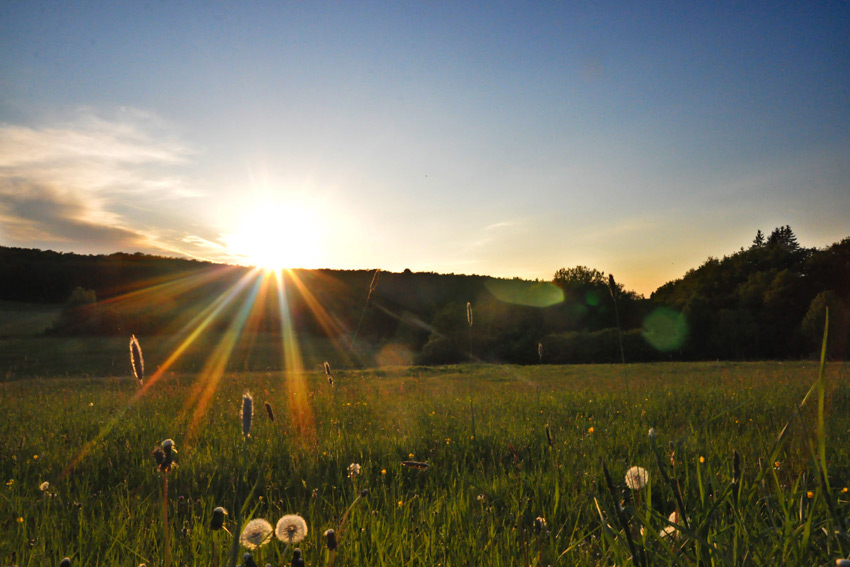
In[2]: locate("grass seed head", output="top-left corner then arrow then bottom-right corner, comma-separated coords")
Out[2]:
608,273 -> 617,299
241,392 -> 253,438
129,334 -> 144,385
466,302 -> 473,327
275,514 -> 308,544
264,401 -> 275,422
240,518 -> 273,549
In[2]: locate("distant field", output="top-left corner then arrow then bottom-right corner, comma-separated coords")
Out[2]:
0,333 -> 397,380
2,361 -> 850,566
0,301 -> 62,338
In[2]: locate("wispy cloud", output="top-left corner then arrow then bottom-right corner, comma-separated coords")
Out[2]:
0,179 -> 149,248
0,109 -> 204,254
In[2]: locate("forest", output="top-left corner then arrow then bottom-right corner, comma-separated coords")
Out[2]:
1,225 -> 847,365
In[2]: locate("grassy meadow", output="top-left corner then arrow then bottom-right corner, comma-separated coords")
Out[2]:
2,359 -> 850,566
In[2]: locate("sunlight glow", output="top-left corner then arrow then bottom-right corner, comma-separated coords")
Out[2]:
224,198 -> 322,271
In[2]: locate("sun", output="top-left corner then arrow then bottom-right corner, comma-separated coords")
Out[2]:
224,198 -> 322,271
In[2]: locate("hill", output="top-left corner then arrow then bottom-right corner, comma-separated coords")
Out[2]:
1,226 -> 848,366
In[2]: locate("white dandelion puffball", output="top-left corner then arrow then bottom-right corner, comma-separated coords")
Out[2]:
348,463 -> 361,477
240,518 -> 273,549
275,514 -> 308,544
625,466 -> 649,490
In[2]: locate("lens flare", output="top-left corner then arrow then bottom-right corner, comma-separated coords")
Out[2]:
643,308 -> 688,352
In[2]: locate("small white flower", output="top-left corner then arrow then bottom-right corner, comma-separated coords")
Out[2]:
348,463 -> 361,478
39,481 -> 49,492
660,525 -> 677,539
625,466 -> 649,490
648,427 -> 656,441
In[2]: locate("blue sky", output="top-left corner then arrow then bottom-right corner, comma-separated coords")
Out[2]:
1,1 -> 848,294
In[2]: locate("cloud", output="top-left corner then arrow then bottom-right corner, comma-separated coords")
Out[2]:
0,110 -> 203,253
0,179 -> 150,248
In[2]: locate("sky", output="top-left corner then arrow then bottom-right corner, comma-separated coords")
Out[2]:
1,1 -> 848,296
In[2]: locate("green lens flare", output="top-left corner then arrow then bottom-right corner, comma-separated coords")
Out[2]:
484,279 -> 564,307
643,308 -> 688,352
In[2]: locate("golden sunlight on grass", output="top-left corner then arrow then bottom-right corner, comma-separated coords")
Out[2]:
224,198 -> 322,271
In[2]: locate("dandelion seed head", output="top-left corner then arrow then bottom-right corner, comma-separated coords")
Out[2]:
59,559 -> 71,567
648,427 -> 656,441
39,481 -> 49,491
534,516 -> 547,534
625,466 -> 649,490
211,506 -> 228,530
240,518 -> 273,549
324,528 -> 338,551
275,514 -> 308,544
348,463 -> 361,478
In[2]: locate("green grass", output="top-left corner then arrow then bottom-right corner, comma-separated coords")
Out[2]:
2,361 -> 850,566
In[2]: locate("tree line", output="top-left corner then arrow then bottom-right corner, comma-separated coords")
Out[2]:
0,225 -> 847,364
